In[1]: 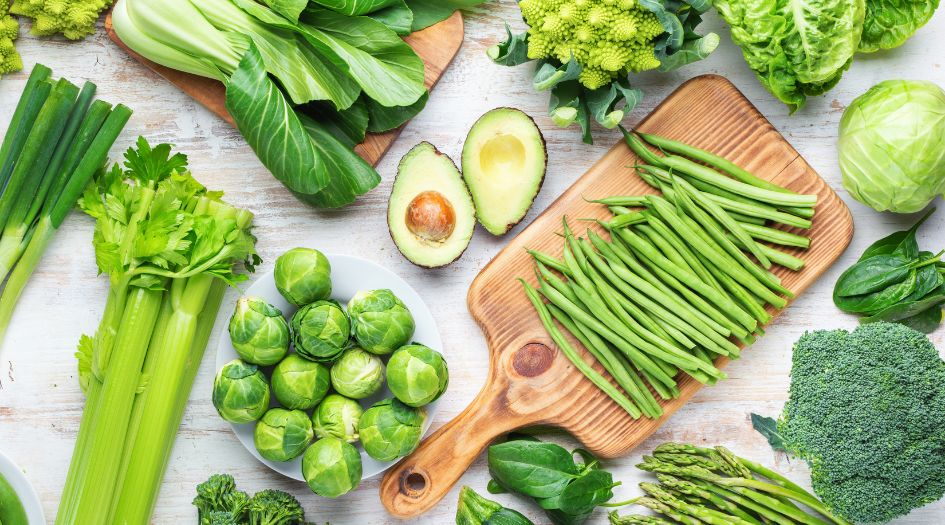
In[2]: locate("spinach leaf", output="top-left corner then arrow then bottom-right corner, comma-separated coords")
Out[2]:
557,469 -> 616,517
225,43 -> 328,195
404,0 -> 487,31
751,413 -> 788,452
906,262 -> 943,301
486,479 -> 507,495
861,284 -> 945,325
834,269 -> 917,314
899,305 -> 944,334
858,208 -> 935,261
834,254 -> 915,297
488,441 -> 579,499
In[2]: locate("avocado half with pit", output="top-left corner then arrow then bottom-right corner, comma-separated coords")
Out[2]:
388,142 -> 476,268
461,108 -> 547,236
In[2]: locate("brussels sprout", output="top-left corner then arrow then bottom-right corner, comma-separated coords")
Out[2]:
212,359 -> 270,424
253,408 -> 314,462
271,354 -> 331,410
274,248 -> 332,306
347,289 -> 415,355
312,394 -> 363,443
302,437 -> 362,498
358,398 -> 426,461
387,344 -> 448,407
291,300 -> 349,363
330,347 -> 385,399
228,296 -> 290,366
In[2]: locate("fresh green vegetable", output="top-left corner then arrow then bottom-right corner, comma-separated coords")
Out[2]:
330,347 -> 385,399
490,0 -> 717,143
202,485 -> 297,525
358,397 -> 425,461
56,139 -> 257,525
10,0 -> 112,39
302,437 -> 362,498
347,289 -> 415,355
271,354 -> 331,410
254,407 -> 315,462
713,0 -> 864,111
0,3 -> 20,76
312,393 -> 363,443
456,486 -> 536,525
274,247 -> 332,306
228,296 -> 290,365
291,300 -> 350,363
618,442 -> 851,525
212,359 -> 271,424
859,0 -> 940,52
0,471 -> 28,525
112,0 -> 485,208
752,323 -> 945,523
0,64 -> 132,347
386,343 -> 448,407
487,437 -> 618,525
833,210 -> 945,331
839,80 -> 945,213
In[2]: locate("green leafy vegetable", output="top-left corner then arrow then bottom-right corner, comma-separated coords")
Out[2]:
839,80 -> 945,213
713,0 -> 865,111
456,486 -> 536,525
859,0 -> 940,52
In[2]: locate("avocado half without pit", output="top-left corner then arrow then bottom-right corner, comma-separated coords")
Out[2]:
388,142 -> 476,268
462,107 -> 547,236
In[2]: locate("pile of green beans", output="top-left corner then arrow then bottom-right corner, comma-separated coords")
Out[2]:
521,131 -> 816,419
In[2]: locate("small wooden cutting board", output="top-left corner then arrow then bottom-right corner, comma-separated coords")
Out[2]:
104,11 -> 464,165
379,75 -> 854,517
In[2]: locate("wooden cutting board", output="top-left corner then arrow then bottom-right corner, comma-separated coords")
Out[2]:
379,75 -> 854,517
104,11 -> 464,164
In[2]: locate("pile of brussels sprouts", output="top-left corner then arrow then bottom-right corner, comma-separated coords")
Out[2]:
211,248 -> 450,499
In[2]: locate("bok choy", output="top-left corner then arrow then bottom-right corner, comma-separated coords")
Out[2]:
55,138 -> 258,525
111,0 -> 483,208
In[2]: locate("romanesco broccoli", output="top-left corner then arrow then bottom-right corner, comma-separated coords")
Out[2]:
756,322 -> 945,523
0,0 -> 21,76
10,0 -> 112,40
519,0 -> 663,89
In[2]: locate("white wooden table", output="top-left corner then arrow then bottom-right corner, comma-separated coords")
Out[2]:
1,3 -> 944,523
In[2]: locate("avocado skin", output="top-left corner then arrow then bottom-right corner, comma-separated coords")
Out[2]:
462,107 -> 547,236
388,142 -> 476,269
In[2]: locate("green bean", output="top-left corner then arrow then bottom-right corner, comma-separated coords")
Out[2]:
609,205 -> 636,216
647,196 -> 790,306
614,227 -> 758,332
740,224 -> 810,249
607,211 -> 647,229
660,155 -> 817,208
521,280 -> 641,418
622,126 -> 667,167
527,249 -> 569,275
728,211 -> 768,226
695,252 -> 773,324
588,230 -> 739,338
675,176 -> 772,269
592,196 -> 648,207
536,279 -> 676,388
548,302 -> 663,419
581,238 -> 740,357
638,219 -> 722,293
727,236 -> 806,271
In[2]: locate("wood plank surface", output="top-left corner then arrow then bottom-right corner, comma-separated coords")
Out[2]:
103,11 -> 465,165
379,74 -> 854,518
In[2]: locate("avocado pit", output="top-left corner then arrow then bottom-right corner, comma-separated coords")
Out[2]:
405,190 -> 456,243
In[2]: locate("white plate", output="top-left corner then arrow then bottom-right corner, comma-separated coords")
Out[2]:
0,450 -> 45,524
215,253 -> 443,482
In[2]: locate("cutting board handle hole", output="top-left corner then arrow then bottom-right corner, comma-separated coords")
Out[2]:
399,470 -> 429,497
512,343 -> 555,377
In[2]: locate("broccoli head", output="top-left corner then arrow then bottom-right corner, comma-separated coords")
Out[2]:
760,323 -> 945,523
9,0 -> 111,40
201,510 -> 242,525
0,0 -> 20,77
248,489 -> 305,525
193,474 -> 237,521
518,0 -> 663,89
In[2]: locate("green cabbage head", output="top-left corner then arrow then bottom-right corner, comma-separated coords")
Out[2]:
839,80 -> 945,213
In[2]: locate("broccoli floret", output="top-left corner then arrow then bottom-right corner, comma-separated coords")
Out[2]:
248,489 -> 305,525
201,510 -> 242,525
518,0 -> 664,89
193,474 -> 237,522
9,0 -> 112,40
776,323 -> 945,523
